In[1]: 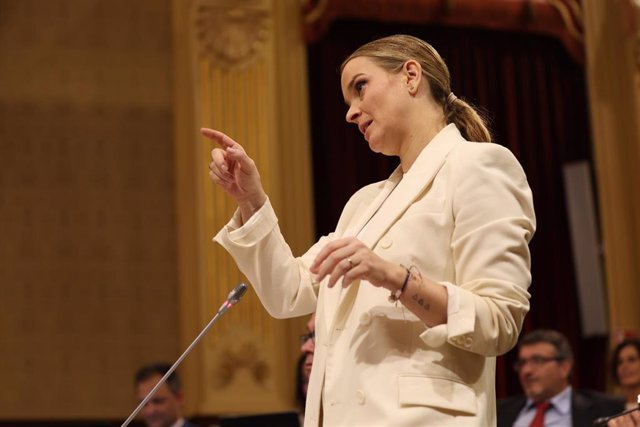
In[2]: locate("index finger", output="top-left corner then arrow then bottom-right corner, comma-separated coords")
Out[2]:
200,128 -> 239,149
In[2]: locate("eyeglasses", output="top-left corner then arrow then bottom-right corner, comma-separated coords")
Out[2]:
513,355 -> 563,372
299,331 -> 315,345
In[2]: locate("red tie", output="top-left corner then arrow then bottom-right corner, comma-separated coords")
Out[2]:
529,401 -> 551,427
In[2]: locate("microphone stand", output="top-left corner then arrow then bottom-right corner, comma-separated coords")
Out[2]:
121,283 -> 248,427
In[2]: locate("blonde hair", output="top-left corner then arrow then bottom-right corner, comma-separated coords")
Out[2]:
341,35 -> 492,143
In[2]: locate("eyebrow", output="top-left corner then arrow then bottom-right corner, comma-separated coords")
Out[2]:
346,73 -> 365,93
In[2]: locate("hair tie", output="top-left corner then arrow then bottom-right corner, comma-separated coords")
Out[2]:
447,92 -> 458,105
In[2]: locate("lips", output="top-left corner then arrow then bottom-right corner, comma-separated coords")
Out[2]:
359,120 -> 372,136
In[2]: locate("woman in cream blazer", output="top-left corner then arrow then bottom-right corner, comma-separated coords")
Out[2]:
206,35 -> 535,426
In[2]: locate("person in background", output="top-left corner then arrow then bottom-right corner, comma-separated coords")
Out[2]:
497,329 -> 624,427
612,339 -> 640,410
206,34 -> 536,426
296,313 -> 316,426
135,363 -> 197,427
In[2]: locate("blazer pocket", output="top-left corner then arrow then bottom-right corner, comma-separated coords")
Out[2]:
398,375 -> 477,415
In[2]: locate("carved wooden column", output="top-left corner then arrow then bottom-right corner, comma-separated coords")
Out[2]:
583,0 -> 640,338
173,0 -> 315,415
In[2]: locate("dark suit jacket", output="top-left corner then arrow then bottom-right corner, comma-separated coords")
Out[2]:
497,389 -> 625,427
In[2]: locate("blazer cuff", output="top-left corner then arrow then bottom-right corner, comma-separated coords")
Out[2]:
213,198 -> 278,247
419,281 -> 475,349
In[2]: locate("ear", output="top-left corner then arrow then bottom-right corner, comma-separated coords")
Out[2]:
560,359 -> 573,381
402,60 -> 423,95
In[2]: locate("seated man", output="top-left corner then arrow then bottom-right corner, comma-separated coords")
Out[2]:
297,313 -> 316,424
135,362 -> 197,427
497,329 -> 624,427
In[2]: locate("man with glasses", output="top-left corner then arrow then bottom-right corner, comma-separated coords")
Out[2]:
299,314 -> 316,402
498,329 -> 624,427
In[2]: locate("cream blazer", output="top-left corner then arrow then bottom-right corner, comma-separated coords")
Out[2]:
215,124 -> 536,426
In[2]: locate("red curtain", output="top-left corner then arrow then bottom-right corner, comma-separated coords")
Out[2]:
306,19 -> 607,397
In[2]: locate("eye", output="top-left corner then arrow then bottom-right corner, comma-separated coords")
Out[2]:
354,79 -> 367,95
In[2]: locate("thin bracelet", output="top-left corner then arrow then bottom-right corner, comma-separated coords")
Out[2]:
389,265 -> 411,303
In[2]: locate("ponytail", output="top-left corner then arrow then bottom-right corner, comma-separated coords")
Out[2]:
444,95 -> 492,143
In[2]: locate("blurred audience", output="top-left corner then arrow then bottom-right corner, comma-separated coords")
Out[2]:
135,363 -> 197,427
296,313 -> 315,425
295,353 -> 308,413
612,338 -> 640,410
497,329 -> 624,427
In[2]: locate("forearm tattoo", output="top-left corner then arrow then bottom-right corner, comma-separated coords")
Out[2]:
412,293 -> 431,311
409,266 -> 430,311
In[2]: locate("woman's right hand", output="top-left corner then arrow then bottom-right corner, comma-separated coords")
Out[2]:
202,128 -> 267,222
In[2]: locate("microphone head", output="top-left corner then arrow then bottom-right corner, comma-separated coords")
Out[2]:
227,283 -> 248,304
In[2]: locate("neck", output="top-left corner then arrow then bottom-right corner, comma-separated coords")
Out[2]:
531,384 -> 570,403
399,117 -> 446,173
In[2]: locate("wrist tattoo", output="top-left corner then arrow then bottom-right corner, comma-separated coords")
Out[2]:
412,293 -> 430,311
407,266 -> 429,311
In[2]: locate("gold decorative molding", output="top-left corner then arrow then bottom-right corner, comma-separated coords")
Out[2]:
174,0 -> 315,416
583,0 -> 640,337
302,0 -> 329,24
193,0 -> 271,68
300,0 -> 586,63
547,0 -> 583,42
213,339 -> 270,388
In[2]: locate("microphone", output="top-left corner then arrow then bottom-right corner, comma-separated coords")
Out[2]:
121,283 -> 249,427
217,282 -> 248,313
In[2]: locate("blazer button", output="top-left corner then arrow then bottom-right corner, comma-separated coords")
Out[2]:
464,336 -> 473,347
379,236 -> 393,249
356,389 -> 366,405
359,312 -> 372,326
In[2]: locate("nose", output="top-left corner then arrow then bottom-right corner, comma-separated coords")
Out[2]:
301,336 -> 315,353
141,402 -> 155,416
345,102 -> 360,124
520,362 -> 535,376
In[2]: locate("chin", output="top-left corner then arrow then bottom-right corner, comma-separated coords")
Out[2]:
366,137 -> 386,154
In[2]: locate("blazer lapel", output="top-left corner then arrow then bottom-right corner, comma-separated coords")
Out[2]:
358,124 -> 463,251
323,124 -> 464,330
321,172 -> 402,331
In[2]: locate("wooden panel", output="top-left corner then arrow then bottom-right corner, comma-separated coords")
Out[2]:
0,0 -> 177,419
172,0 -> 315,416
583,0 -> 640,337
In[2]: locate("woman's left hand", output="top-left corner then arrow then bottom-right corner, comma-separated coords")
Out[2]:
608,410 -> 640,427
310,237 -> 402,290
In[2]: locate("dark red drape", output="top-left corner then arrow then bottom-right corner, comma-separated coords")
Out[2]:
306,19 -> 608,397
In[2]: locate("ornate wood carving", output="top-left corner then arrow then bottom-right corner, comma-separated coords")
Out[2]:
194,0 -> 271,68
301,0 -> 585,63
175,0 -> 314,415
